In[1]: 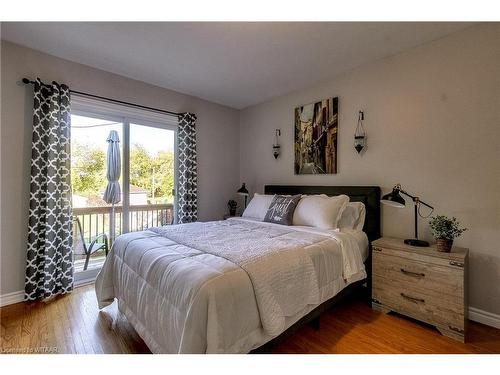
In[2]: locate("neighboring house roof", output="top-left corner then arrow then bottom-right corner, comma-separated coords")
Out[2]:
74,185 -> 149,207
129,185 -> 149,194
94,184 -> 148,195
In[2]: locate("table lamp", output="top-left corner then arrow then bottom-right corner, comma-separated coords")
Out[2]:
381,183 -> 434,247
237,183 -> 249,208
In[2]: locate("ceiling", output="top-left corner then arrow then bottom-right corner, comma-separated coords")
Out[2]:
1,22 -> 473,109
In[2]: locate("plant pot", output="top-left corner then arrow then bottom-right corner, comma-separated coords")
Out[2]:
229,208 -> 236,216
436,238 -> 453,252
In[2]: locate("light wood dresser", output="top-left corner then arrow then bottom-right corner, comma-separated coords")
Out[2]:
371,237 -> 468,342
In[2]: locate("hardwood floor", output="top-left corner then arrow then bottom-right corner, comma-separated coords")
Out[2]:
1,284 -> 499,354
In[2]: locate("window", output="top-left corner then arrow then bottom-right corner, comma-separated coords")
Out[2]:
70,95 -> 177,280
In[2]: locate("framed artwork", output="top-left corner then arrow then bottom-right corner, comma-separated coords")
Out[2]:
294,97 -> 338,174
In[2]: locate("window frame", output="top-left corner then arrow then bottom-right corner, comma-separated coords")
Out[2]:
71,94 -> 178,283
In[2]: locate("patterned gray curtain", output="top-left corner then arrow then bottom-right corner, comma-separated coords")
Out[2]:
25,78 -> 73,301
177,112 -> 198,223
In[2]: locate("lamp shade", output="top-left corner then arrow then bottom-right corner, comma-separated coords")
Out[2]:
381,188 -> 405,208
237,183 -> 249,196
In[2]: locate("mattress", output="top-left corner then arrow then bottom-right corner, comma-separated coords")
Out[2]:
95,218 -> 367,353
341,228 -> 369,261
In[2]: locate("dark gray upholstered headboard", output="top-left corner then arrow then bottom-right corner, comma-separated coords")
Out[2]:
264,185 -> 381,242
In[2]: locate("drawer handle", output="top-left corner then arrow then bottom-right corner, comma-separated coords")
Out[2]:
449,261 -> 464,268
400,293 -> 425,303
400,268 -> 425,278
373,247 -> 382,252
449,325 -> 464,334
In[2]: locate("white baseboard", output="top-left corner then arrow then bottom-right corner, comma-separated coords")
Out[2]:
0,290 -> 24,307
1,287 -> 500,330
469,307 -> 500,329
0,278 -> 96,308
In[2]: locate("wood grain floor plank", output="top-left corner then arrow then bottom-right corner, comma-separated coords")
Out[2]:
1,285 -> 499,354
54,297 -> 73,353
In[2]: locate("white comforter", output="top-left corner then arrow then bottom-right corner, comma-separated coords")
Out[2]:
95,218 -> 366,353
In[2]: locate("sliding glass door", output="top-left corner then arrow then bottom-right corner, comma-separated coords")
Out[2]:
71,114 -> 124,274
127,122 -> 176,232
70,98 -> 177,279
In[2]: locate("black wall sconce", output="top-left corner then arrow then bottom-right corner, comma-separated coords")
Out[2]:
354,111 -> 366,154
273,129 -> 281,159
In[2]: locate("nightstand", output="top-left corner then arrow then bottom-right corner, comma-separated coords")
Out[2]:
371,237 -> 468,342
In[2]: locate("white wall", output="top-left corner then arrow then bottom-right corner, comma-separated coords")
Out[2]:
1,24 -> 499,317
0,40 -> 240,296
239,23 -> 500,314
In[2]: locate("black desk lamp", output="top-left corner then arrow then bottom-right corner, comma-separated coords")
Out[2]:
381,183 -> 434,247
237,183 -> 249,208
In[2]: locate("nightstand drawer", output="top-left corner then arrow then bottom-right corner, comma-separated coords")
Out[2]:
373,252 -> 464,298
372,245 -> 466,269
373,274 -> 463,308
372,279 -> 465,330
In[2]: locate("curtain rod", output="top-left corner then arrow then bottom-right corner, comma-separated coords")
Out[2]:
21,78 -> 181,117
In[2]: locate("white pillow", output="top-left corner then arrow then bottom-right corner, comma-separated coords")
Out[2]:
242,193 -> 275,221
338,202 -> 366,231
292,194 -> 350,229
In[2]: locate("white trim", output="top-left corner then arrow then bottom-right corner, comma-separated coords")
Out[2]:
469,307 -> 500,329
173,127 -> 179,223
71,94 -> 178,129
0,290 -> 24,307
74,266 -> 101,283
74,276 -> 97,288
123,118 -> 131,233
0,280 -> 98,307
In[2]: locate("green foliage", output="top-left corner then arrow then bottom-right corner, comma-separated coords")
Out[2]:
130,143 -> 174,202
72,142 -> 175,202
227,200 -> 238,210
71,141 -> 107,196
428,215 -> 467,240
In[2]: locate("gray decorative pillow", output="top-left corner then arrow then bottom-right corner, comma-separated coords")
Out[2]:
263,194 -> 301,225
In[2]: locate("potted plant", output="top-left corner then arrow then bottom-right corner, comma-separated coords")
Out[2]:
428,215 -> 467,252
227,199 -> 238,216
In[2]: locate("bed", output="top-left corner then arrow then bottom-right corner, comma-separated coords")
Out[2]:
95,185 -> 381,353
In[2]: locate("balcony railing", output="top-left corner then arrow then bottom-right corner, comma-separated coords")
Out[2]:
73,203 -> 174,272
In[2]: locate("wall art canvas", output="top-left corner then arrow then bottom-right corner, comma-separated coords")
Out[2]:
294,97 -> 338,174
